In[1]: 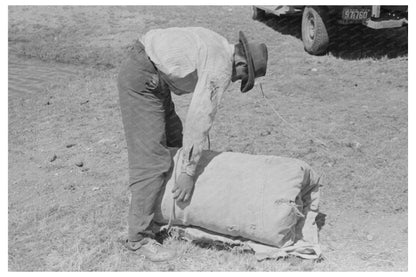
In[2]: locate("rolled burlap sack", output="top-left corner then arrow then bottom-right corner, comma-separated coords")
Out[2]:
154,149 -> 321,248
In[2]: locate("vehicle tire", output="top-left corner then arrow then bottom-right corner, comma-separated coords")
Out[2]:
301,6 -> 329,55
252,6 -> 266,20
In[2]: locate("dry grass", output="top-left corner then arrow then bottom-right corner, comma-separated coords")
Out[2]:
8,6 -> 407,271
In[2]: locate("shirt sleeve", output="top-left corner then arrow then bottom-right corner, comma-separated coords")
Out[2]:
180,70 -> 231,176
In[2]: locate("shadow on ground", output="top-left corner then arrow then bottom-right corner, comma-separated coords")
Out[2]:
258,14 -> 408,60
316,212 -> 326,231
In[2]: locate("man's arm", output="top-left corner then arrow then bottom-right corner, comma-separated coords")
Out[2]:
172,70 -> 230,202
181,71 -> 230,176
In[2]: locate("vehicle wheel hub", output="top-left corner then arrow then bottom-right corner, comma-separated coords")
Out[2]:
307,15 -> 315,40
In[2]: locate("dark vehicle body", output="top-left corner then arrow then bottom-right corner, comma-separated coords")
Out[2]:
252,5 -> 408,55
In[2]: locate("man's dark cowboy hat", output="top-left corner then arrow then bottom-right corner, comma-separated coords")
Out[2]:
238,31 -> 268,93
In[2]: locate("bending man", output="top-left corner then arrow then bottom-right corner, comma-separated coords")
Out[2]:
117,27 -> 268,262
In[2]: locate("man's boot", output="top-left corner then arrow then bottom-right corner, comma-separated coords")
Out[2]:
123,237 -> 177,262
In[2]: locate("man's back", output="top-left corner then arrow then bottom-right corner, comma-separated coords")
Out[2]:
142,27 -> 234,94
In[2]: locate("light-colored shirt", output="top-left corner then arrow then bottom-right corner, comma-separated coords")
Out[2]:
141,27 -> 235,176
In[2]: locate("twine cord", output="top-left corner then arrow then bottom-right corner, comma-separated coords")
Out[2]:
258,83 -> 335,158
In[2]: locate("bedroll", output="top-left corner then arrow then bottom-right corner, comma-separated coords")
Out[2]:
154,149 -> 322,259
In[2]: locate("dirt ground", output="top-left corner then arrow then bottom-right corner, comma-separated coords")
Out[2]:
8,6 -> 408,271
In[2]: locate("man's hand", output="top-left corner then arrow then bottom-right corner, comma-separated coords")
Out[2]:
172,173 -> 194,202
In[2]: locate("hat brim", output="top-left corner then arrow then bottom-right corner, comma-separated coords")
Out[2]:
239,31 -> 255,93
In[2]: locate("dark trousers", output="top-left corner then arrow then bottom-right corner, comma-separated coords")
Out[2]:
117,41 -> 183,241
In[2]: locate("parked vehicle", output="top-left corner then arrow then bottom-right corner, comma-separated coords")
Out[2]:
252,5 -> 408,55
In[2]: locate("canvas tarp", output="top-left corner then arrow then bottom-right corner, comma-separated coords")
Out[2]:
154,150 -> 322,260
